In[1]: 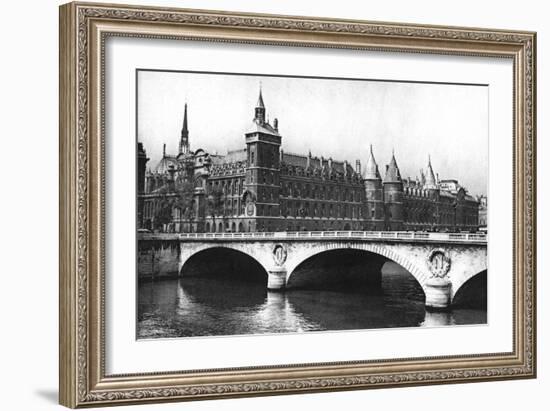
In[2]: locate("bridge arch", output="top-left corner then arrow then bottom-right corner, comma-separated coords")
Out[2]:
179,245 -> 269,283
171,236 -> 486,308
178,243 -> 274,276
452,269 -> 487,306
284,242 -> 430,293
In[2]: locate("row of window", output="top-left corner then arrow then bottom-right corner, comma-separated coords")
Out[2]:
208,178 -> 244,195
280,180 -> 364,202
280,200 -> 365,219
280,165 -> 362,183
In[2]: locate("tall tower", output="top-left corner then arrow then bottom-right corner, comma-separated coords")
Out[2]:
363,145 -> 384,230
244,87 -> 281,231
383,151 -> 404,230
179,103 -> 190,155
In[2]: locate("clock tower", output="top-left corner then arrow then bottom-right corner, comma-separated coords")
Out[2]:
244,87 -> 281,231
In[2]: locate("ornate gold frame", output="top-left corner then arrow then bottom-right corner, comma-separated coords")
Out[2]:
59,2 -> 536,408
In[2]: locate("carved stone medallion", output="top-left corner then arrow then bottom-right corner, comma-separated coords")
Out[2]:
427,248 -> 451,278
272,244 -> 287,266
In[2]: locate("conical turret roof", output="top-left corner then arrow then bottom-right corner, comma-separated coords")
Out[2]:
364,145 -> 381,180
424,156 -> 437,189
384,152 -> 402,183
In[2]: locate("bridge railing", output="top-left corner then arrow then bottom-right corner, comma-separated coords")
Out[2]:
139,231 -> 487,243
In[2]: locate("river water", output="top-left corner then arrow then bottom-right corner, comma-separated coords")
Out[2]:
137,263 -> 486,339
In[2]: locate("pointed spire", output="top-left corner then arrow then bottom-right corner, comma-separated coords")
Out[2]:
365,144 -> 381,180
254,84 -> 266,124
179,103 -> 190,155
182,103 -> 188,131
257,82 -> 265,108
384,151 -> 402,183
424,154 -> 437,189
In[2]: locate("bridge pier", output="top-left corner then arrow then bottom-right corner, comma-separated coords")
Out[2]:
267,267 -> 287,291
424,277 -> 452,310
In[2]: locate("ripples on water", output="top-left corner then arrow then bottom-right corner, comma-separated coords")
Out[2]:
137,263 -> 486,339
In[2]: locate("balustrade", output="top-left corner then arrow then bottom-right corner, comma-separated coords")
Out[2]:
139,230 -> 486,243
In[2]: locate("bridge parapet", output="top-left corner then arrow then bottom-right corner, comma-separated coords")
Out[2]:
140,230 -> 487,244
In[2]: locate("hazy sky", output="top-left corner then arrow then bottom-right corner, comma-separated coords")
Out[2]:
137,70 -> 488,196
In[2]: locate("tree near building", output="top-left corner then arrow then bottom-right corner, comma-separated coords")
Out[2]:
206,187 -> 225,231
152,190 -> 174,232
175,179 -> 195,232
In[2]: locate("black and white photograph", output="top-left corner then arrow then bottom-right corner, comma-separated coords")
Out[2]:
136,70 -> 488,339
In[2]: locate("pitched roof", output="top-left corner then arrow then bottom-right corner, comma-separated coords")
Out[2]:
247,120 -> 281,137
281,152 -> 355,175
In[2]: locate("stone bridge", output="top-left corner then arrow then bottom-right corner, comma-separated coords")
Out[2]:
139,231 -> 487,309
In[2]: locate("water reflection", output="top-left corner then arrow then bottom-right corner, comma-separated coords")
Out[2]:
137,263 -> 486,339
421,310 -> 454,327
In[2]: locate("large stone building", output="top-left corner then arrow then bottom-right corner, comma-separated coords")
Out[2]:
138,89 -> 480,233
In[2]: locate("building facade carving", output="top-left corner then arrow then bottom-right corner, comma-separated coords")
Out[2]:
138,89 -> 480,233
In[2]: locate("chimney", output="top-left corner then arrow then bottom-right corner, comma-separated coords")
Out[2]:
356,159 -> 361,174
167,165 -> 176,191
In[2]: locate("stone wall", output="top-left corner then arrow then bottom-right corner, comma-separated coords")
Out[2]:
137,240 -> 180,280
